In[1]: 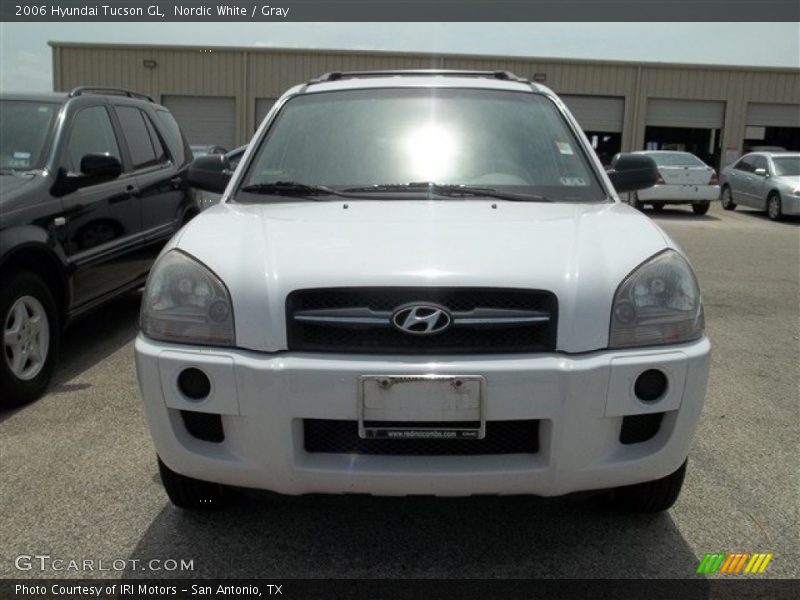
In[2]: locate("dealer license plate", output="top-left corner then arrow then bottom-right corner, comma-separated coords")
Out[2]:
358,375 -> 485,440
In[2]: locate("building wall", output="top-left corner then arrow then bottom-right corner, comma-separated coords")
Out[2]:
51,43 -> 800,160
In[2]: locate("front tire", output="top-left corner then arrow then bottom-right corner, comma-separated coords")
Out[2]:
632,193 -> 645,211
650,203 -> 665,212
157,457 -> 232,510
767,193 -> 783,221
692,201 -> 710,215
610,460 -> 687,513
721,186 -> 736,210
0,269 -> 60,408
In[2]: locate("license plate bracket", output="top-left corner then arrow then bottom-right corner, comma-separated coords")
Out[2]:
358,375 -> 485,440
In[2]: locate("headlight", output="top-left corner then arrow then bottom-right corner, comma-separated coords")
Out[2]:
140,250 -> 234,346
609,250 -> 704,348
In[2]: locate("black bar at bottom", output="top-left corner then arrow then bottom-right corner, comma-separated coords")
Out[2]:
2,579 -> 799,600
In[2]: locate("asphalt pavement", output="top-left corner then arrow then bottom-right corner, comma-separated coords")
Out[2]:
1,202 -> 798,580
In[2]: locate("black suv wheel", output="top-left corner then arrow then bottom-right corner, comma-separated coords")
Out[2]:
0,269 -> 60,407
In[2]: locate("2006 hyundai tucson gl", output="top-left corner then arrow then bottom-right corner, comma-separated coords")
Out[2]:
135,71 -> 710,513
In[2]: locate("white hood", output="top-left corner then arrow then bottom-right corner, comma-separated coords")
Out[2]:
173,200 -> 673,353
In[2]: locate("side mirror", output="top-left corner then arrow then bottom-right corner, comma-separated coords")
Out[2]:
607,153 -> 659,193
754,167 -> 768,177
187,154 -> 232,194
51,153 -> 122,196
79,153 -> 122,179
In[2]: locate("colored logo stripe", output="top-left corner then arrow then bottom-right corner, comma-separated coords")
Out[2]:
696,552 -> 773,574
697,553 -> 726,574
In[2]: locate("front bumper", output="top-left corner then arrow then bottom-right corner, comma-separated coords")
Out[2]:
781,193 -> 800,216
135,335 -> 710,497
637,184 -> 719,203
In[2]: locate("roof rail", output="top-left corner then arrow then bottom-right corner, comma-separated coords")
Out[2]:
307,70 -> 528,85
69,86 -> 155,102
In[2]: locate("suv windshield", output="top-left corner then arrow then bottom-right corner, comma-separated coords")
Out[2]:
239,88 -> 604,202
0,100 -> 60,171
772,156 -> 800,177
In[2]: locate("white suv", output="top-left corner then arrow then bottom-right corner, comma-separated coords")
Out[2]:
135,71 -> 710,512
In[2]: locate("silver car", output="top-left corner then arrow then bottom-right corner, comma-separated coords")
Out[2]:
720,152 -> 800,221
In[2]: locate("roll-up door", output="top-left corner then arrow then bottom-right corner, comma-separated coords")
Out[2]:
746,103 -> 800,128
560,95 -> 625,132
646,99 -> 725,129
161,95 -> 236,149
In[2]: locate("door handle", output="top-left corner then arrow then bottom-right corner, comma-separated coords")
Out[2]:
125,183 -> 139,194
170,176 -> 182,189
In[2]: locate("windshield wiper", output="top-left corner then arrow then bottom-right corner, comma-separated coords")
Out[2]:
342,182 -> 551,202
240,181 -> 345,198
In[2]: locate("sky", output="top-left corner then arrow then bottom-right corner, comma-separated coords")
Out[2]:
1,22 -> 798,92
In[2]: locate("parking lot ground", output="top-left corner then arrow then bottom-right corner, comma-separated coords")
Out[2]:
1,203 -> 798,580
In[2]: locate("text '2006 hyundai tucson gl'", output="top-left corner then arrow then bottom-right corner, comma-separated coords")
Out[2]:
135,71 -> 710,512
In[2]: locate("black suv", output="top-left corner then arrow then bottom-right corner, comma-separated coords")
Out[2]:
0,88 -> 200,406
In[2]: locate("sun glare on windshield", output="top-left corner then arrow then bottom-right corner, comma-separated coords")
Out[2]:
404,122 -> 459,182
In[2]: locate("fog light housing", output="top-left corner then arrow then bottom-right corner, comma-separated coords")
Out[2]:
180,410 -> 224,443
634,369 -> 668,402
620,412 -> 664,444
178,367 -> 211,400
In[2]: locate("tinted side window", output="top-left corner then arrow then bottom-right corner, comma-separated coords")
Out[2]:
155,110 -> 186,165
142,112 -> 169,165
734,157 -> 753,172
752,156 -> 768,173
116,106 -> 158,169
66,106 -> 121,173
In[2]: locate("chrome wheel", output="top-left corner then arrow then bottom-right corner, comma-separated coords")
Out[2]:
721,187 -> 735,210
3,295 -> 50,381
767,195 -> 781,221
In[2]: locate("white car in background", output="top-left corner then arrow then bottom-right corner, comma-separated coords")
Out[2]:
135,71 -> 710,514
629,151 -> 720,215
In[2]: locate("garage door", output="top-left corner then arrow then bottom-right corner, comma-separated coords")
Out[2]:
646,99 -> 725,129
746,103 -> 800,128
561,95 -> 625,132
161,95 -> 236,149
255,97 -> 278,130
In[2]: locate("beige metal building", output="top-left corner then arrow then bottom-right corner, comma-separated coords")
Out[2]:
50,42 -> 800,168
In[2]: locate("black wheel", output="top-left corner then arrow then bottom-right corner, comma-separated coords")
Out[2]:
610,460 -> 687,513
650,203 -> 665,212
767,193 -> 783,221
692,201 -> 710,215
0,269 -> 60,408
632,193 -> 645,211
721,186 -> 736,210
157,456 -> 232,510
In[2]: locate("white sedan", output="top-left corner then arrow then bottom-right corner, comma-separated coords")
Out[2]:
629,151 -> 720,215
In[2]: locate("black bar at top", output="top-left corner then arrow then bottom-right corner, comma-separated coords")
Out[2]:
2,0 -> 799,22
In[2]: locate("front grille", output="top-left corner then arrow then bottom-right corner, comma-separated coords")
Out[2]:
304,419 -> 540,456
286,287 -> 557,354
